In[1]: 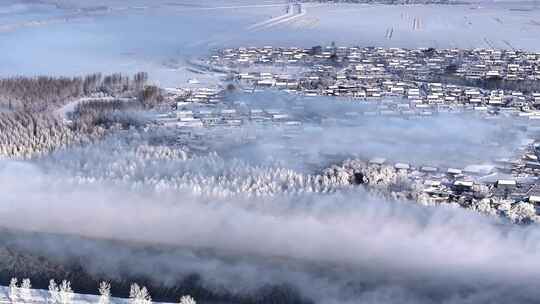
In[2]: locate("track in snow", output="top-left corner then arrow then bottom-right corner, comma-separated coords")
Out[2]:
248,3 -> 306,31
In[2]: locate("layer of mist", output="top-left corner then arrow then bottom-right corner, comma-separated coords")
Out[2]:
1,159 -> 540,303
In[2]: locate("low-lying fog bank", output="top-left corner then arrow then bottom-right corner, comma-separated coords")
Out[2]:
1,159 -> 540,303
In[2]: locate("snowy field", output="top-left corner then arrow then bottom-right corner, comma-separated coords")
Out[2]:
300,2 -> 540,50
1,1 -> 540,86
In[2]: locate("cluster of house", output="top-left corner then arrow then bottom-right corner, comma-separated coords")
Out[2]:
153,45 -> 540,213
299,0 -> 453,3
363,151 -> 540,205
162,87 -> 223,104
451,49 -> 540,81
156,96 -> 302,129
211,46 -> 540,81
204,46 -> 540,118
154,87 -> 540,211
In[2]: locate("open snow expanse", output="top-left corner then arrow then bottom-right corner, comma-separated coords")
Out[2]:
1,1 -> 540,86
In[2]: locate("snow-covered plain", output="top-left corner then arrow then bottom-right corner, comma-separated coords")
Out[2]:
298,2 -> 540,50
1,1 -> 540,86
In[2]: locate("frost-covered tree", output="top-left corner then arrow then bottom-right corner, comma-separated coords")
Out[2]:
58,280 -> 74,304
20,278 -> 32,302
0,111 -> 105,159
471,198 -> 497,217
0,73 -> 149,112
416,192 -> 436,206
507,201 -> 538,224
129,284 -> 151,304
179,295 -> 196,304
9,278 -> 18,302
98,282 -> 111,304
48,279 -> 60,304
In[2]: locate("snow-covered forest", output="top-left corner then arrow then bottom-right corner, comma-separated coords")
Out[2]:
0,73 -> 162,159
0,111 -> 101,159
0,73 -> 148,112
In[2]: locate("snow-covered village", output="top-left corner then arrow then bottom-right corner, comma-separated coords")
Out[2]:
2,1 -> 540,304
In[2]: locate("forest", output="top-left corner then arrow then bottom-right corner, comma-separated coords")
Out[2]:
0,72 -> 162,159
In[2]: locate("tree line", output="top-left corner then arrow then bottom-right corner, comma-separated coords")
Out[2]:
0,72 -> 167,159
69,99 -> 146,130
0,72 -> 149,112
7,277 -> 196,304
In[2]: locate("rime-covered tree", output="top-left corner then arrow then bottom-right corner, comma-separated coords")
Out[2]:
0,72 -> 150,112
507,202 -> 538,224
0,111 -> 105,159
48,279 -> 60,304
98,281 -> 111,304
9,278 -> 18,303
58,280 -> 74,304
129,283 -> 152,304
179,295 -> 196,304
20,278 -> 32,302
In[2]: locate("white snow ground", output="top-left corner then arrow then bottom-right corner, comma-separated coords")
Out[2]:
0,286 -> 177,304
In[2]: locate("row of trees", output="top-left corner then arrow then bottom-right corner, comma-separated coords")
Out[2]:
70,99 -> 146,130
0,72 -> 149,112
0,72 -> 169,159
7,278 -> 196,304
0,96 -> 161,159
